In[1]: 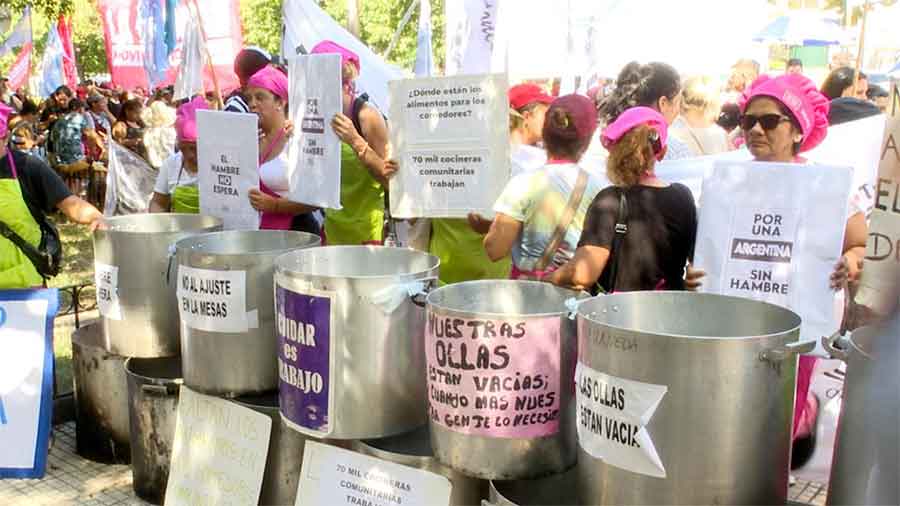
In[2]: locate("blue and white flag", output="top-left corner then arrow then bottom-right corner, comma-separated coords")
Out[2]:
413,0 -> 434,77
39,25 -> 65,98
0,6 -> 31,58
141,0 -> 169,88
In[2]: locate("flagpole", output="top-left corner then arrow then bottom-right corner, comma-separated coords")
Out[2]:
853,0 -> 870,93
190,0 -> 223,109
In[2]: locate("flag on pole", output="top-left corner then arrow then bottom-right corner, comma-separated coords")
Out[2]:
8,42 -> 32,91
57,16 -> 79,90
39,24 -> 66,98
164,0 -> 178,55
0,6 -> 31,58
174,14 -> 205,100
414,0 -> 434,77
141,0 -> 169,88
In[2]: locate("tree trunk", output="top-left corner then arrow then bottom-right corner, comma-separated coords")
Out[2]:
347,0 -> 360,37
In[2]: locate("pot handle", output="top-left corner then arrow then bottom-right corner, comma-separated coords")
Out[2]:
759,338 -> 817,363
822,331 -> 850,361
410,277 -> 438,308
165,243 -> 177,286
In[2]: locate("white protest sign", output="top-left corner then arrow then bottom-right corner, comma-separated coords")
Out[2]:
655,149 -> 752,206
176,266 -> 252,333
694,161 -> 852,351
295,441 -> 452,506
286,53 -> 342,209
0,290 -> 59,478
575,362 -> 667,478
807,114 -> 887,218
856,110 -> 900,316
94,262 -> 122,320
389,74 -> 510,218
198,110 -> 260,231
164,387 -> 272,506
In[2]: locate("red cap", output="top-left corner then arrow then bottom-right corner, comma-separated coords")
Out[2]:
508,84 -> 554,110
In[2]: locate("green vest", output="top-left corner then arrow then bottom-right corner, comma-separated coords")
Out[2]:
430,218 -> 511,285
324,143 -> 384,245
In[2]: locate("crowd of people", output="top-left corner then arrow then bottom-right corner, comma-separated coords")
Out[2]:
1,39 -> 891,472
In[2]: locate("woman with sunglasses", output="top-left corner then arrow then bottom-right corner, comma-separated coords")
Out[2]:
311,40 -> 394,245
685,73 -> 867,468
548,106 -> 697,292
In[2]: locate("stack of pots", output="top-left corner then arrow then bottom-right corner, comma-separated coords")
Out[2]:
421,280 -> 583,503
274,246 -> 504,502
83,213 -> 221,503
173,230 -> 321,505
574,292 -> 809,505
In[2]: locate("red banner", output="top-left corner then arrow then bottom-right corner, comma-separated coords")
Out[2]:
8,43 -> 32,91
97,0 -> 242,92
58,16 -> 79,90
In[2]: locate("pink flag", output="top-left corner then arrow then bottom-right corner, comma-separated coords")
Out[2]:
8,42 -> 32,91
57,16 -> 79,90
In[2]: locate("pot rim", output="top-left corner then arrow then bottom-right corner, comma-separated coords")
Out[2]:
274,245 -> 440,281
426,279 -> 586,319
175,230 -> 321,258
577,291 -> 802,340
95,213 -> 222,236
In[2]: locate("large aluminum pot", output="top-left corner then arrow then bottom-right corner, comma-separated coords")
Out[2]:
176,230 -> 320,396
72,322 -> 130,464
125,357 -> 182,505
487,467 -> 578,506
233,394 -> 311,506
825,316 -> 900,506
274,246 -> 439,439
355,426 -> 488,506
93,213 -> 222,357
425,280 -> 582,480
576,292 -> 808,506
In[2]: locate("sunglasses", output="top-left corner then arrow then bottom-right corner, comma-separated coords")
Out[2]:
739,114 -> 791,132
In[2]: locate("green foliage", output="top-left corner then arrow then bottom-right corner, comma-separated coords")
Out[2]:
4,0 -> 75,19
240,0 -> 284,55
72,0 -> 108,77
319,0 -> 445,72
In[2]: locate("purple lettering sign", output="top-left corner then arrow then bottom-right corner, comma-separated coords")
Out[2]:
276,283 -> 332,435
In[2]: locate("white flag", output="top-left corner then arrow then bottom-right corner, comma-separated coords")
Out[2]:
174,15 -> 204,101
104,139 -> 158,216
414,0 -> 434,77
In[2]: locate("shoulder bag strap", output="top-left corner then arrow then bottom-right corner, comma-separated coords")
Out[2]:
606,188 -> 629,292
534,169 -> 589,272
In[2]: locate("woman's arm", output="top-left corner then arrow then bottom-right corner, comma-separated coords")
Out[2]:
832,211 -> 868,288
149,192 -> 171,213
548,245 -> 610,291
332,106 -> 392,186
248,188 -> 317,215
483,214 -> 522,262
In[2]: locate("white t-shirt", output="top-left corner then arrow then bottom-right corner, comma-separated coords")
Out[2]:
153,152 -> 197,195
510,143 -> 547,178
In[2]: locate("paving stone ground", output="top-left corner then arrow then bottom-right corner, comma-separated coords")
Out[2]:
1,421 -> 829,506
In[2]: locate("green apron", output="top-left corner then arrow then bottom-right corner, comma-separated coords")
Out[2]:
171,184 -> 199,214
324,143 -> 384,245
430,218 -> 511,285
0,153 -> 44,288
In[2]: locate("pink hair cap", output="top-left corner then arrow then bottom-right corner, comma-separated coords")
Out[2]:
246,65 -> 289,102
175,96 -> 209,142
739,74 -> 830,153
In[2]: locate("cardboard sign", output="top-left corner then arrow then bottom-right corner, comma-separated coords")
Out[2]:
575,362 -> 667,478
164,387 -> 272,506
389,74 -> 511,218
286,54 -> 343,209
695,161 -> 852,352
295,441 -> 452,506
856,112 -> 900,316
275,283 -> 334,437
0,289 -> 59,478
94,261 -> 122,320
198,110 -> 260,231
425,311 -> 562,438
176,266 -> 253,333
